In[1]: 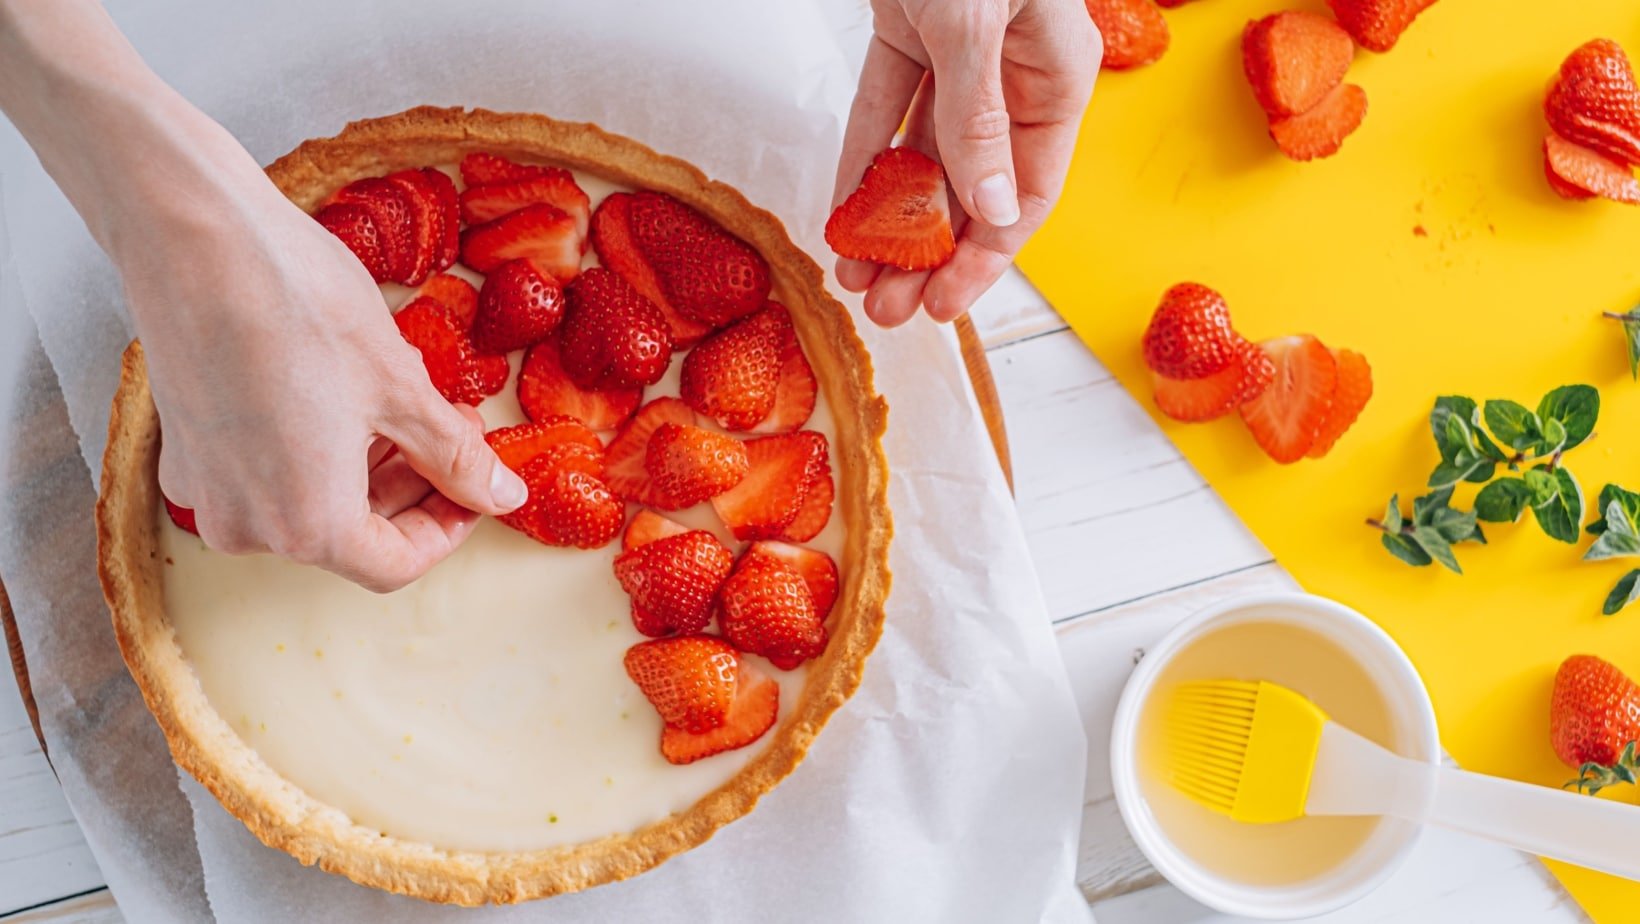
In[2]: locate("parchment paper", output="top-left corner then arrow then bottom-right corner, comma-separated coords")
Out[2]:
0,1 -> 1094,920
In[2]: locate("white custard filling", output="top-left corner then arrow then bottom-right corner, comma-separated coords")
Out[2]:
161,168 -> 844,852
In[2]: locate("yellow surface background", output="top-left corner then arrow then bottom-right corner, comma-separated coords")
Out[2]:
1017,1 -> 1640,917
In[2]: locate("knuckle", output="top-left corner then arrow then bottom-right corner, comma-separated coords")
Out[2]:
446,421 -> 488,476
955,105 -> 1012,146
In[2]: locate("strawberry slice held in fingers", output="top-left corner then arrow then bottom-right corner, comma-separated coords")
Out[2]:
1543,133 -> 1640,204
779,449 -> 833,543
498,444 -> 623,549
164,495 -> 200,536
485,418 -> 604,473
622,509 -> 693,553
460,203 -> 582,281
605,397 -> 697,505
659,657 -> 779,765
1083,0 -> 1170,70
746,541 -> 839,619
589,193 -> 713,348
416,273 -> 479,328
1242,12 -> 1355,121
1306,348 -> 1374,458
711,431 -> 827,541
1152,339 -> 1274,423
1239,335 -> 1338,463
644,423 -> 750,510
470,258 -> 565,355
626,191 -> 772,328
1269,83 -> 1369,161
394,296 -> 509,405
314,202 -> 392,281
559,267 -> 675,390
680,307 -> 784,430
517,338 -> 642,431
460,167 -> 592,242
825,147 -> 955,271
614,530 -> 735,637
719,551 -> 828,670
749,303 -> 818,434
624,635 -> 742,734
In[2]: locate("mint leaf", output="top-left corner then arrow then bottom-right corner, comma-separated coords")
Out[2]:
1589,484 -> 1640,535
1413,488 -> 1455,524
1382,496 -> 1403,533
1475,478 -> 1531,523
1428,457 -> 1493,489
1383,533 -> 1433,567
1429,397 -> 1503,475
1537,385 -> 1599,451
1431,397 -> 1477,462
1604,570 -> 1640,615
1610,307 -> 1640,380
1524,467 -> 1559,506
1412,526 -> 1462,573
1541,417 -> 1568,452
1430,505 -> 1482,544
1586,500 -> 1640,561
1483,399 -> 1540,451
1531,466 -> 1584,544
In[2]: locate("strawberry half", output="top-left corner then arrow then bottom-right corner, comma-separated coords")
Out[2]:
485,419 -> 603,473
459,166 -> 591,242
825,147 -> 955,271
1306,347 -> 1373,458
1543,133 -> 1640,204
394,296 -> 509,405
680,306 -> 784,430
719,552 -> 827,670
746,541 -> 839,619
1152,339 -> 1274,422
659,657 -> 779,765
560,267 -> 675,390
710,431 -> 827,541
1551,655 -> 1640,773
623,509 -> 693,553
626,191 -> 772,328
498,445 -> 624,548
164,495 -> 200,536
314,202 -> 392,281
1142,283 -> 1242,380
1083,0 -> 1170,70
417,273 -> 479,328
1269,83 -> 1368,161
1324,0 -> 1439,53
624,635 -> 741,733
460,203 -> 582,282
1242,12 -> 1355,120
589,193 -> 713,348
517,337 -> 641,431
605,398 -> 697,505
615,530 -> 735,637
471,258 -> 565,355
1239,335 -> 1338,463
645,423 -> 749,510
1546,40 -> 1640,167
748,303 -> 818,434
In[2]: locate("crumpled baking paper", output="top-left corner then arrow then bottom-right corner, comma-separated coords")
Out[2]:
0,0 -> 1094,920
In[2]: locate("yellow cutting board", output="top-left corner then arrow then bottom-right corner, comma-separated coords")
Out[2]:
1017,0 -> 1640,917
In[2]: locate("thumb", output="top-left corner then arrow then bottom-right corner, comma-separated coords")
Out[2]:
927,14 -> 1019,229
382,398 -> 527,516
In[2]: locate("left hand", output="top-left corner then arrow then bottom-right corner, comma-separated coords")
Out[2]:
833,0 -> 1100,327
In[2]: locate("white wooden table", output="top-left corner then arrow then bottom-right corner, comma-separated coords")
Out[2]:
0,271 -> 1588,922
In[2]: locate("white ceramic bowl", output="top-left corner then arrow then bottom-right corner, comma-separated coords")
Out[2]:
1109,592 -> 1440,919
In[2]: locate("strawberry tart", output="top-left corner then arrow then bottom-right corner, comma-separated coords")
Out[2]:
95,107 -> 891,905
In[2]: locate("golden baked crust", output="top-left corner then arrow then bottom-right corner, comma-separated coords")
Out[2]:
97,106 -> 892,905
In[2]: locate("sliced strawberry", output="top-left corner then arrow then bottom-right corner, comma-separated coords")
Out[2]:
779,450 -> 833,542
560,267 -> 674,389
589,193 -> 713,347
659,659 -> 778,765
498,449 -> 623,548
460,151 -> 555,187
314,202 -> 392,281
417,273 -> 479,327
622,509 -> 692,553
517,338 -> 641,430
1239,336 -> 1338,463
421,167 -> 460,271
746,541 -> 839,619
1325,0 -> 1439,53
1242,12 -> 1355,120
749,309 -> 819,434
1546,40 -> 1640,167
385,169 -> 444,284
825,147 -> 955,271
1547,164 -> 1599,200
711,431 -> 827,541
1269,83 -> 1368,161
644,423 -> 749,510
680,307 -> 784,430
1543,133 -> 1640,204
471,258 -> 565,354
719,552 -> 827,670
163,495 -> 199,536
485,419 -> 603,473
626,191 -> 771,327
460,169 -> 591,242
605,398 -> 697,505
615,530 -> 735,637
624,635 -> 741,733
394,296 -> 509,405
1306,348 -> 1373,458
460,204 -> 581,282
1142,283 -> 1242,380
1084,0 -> 1170,70
1152,339 -> 1274,422
329,177 -> 414,281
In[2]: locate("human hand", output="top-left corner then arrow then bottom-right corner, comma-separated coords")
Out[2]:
833,0 -> 1099,327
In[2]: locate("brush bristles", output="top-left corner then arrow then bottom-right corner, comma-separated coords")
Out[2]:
1166,681 -> 1260,809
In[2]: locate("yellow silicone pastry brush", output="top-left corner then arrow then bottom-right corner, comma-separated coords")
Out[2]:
1167,679 -> 1640,880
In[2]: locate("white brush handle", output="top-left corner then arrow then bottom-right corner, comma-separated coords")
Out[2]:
1305,723 -> 1640,881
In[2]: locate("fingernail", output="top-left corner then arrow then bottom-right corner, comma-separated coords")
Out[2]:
491,464 -> 529,510
974,173 -> 1020,227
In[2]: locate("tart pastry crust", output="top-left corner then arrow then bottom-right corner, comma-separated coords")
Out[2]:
96,106 -> 891,905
